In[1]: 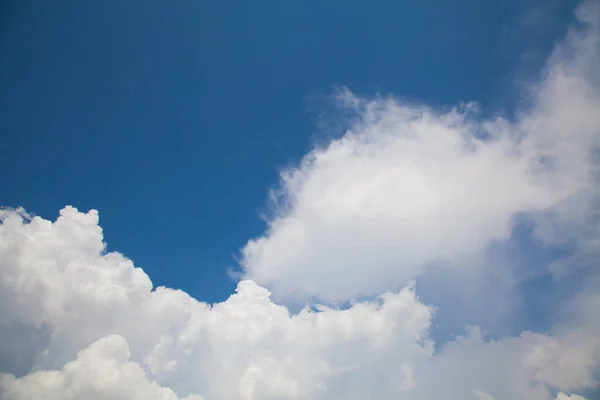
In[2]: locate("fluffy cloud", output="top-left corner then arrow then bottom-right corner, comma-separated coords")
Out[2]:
1,1 -> 599,399
239,0 -> 600,303
0,335 -> 203,400
0,206 -> 596,399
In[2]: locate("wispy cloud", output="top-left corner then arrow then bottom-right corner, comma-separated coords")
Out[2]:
239,1 -> 600,307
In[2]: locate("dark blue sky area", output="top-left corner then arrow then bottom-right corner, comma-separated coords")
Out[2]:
0,0 -> 578,303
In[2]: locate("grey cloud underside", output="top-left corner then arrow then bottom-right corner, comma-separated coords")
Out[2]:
1,1 -> 600,399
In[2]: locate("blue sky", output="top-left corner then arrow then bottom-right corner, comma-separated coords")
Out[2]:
1,1 -> 599,399
0,0 -> 578,303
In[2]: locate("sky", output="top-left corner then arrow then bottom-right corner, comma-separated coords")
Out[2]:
0,1 -> 599,399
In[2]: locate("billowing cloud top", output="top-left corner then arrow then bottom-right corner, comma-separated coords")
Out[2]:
0,207 -> 597,399
1,1 -> 599,400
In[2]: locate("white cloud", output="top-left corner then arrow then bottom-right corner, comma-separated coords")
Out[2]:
1,1 -> 599,399
0,335 -> 203,400
238,0 -> 600,303
556,393 -> 588,400
0,206 -> 597,399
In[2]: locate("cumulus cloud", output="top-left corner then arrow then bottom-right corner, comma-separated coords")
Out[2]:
0,335 -> 203,400
0,206 -> 597,399
1,1 -> 599,399
239,0 -> 600,303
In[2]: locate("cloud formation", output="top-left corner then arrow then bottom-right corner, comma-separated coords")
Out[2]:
0,207 -> 597,399
239,0 -> 600,303
0,335 -> 203,400
1,1 -> 599,400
